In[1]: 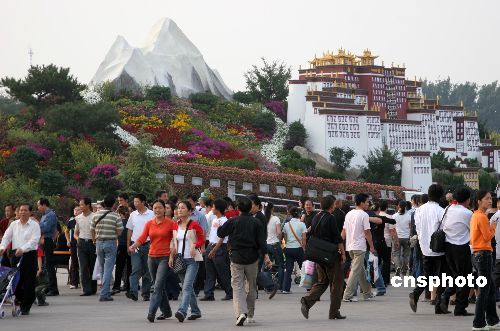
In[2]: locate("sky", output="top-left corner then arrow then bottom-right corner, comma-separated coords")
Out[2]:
0,0 -> 498,92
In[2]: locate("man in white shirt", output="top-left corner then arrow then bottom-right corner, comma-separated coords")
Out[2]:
201,199 -> 233,301
342,193 -> 376,302
441,187 -> 474,316
126,193 -> 154,301
204,199 -> 217,241
410,184 -> 448,314
75,197 -> 97,296
0,203 -> 41,315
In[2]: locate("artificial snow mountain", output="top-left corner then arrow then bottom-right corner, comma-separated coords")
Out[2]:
91,18 -> 232,99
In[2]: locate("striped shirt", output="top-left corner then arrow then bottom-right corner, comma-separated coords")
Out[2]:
91,210 -> 123,240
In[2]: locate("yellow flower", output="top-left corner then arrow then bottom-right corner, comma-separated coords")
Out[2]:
170,112 -> 191,132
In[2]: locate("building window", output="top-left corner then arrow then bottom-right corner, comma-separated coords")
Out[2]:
260,184 -> 270,193
173,175 -> 185,184
292,187 -> 303,196
210,179 -> 221,188
242,182 -> 253,191
276,186 -> 286,194
192,177 -> 203,186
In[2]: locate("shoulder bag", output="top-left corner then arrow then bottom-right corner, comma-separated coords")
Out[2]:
304,212 -> 339,265
288,221 -> 303,250
173,220 -> 192,274
430,205 -> 450,253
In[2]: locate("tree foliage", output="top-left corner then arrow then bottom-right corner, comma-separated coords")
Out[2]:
329,147 -> 355,173
359,146 -> 401,185
39,170 -> 65,196
432,170 -> 466,193
479,170 -> 498,192
431,151 -> 456,170
4,146 -> 39,178
1,64 -> 85,108
118,135 -> 164,199
189,92 -> 220,112
244,58 -> 291,102
284,121 -> 307,149
277,150 -> 316,176
232,91 -> 256,104
316,169 -> 345,180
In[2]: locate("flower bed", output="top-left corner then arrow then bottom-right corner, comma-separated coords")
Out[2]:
166,162 -> 409,201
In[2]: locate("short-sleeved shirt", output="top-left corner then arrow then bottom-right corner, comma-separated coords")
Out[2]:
394,212 -> 412,239
310,211 -> 342,244
75,213 -> 95,240
283,218 -> 307,248
343,209 -> 371,252
208,216 -> 228,244
91,210 -> 123,241
266,215 -> 281,244
127,209 -> 154,242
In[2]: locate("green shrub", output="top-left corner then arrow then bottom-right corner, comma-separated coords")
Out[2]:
316,169 -> 345,180
39,170 -> 66,196
219,158 -> 257,170
233,91 -> 256,104
4,146 -> 39,178
145,86 -> 172,102
189,92 -> 220,112
278,150 -> 316,176
0,176 -> 41,211
284,121 -> 307,149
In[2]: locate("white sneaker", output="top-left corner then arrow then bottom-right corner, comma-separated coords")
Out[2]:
343,297 -> 358,302
69,285 -> 77,289
281,290 -> 292,294
488,323 -> 500,330
247,317 -> 256,324
472,327 -> 489,330
364,292 -> 376,301
236,314 -> 247,326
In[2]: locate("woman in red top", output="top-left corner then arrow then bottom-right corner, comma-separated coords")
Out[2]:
169,200 -> 204,322
129,200 -> 174,323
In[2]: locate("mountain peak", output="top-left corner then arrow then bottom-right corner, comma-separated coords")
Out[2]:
143,17 -> 201,56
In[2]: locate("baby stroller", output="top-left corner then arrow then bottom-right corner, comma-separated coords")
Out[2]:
0,257 -> 22,319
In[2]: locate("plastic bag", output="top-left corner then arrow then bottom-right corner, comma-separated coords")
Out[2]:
92,260 -> 102,281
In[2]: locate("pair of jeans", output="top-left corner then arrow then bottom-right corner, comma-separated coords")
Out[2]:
444,242 -> 472,314
230,260 -> 258,319
177,258 -> 201,317
148,256 -> 172,316
283,247 -> 304,292
364,250 -> 385,295
43,237 -> 58,293
267,242 -> 284,290
77,239 -> 97,295
473,251 -> 499,328
412,255 -> 447,313
129,242 -> 152,297
302,259 -> 343,318
393,238 -> 411,275
343,250 -> 372,300
204,244 -> 232,298
96,240 -> 117,299
113,244 -> 130,291
412,242 -> 423,278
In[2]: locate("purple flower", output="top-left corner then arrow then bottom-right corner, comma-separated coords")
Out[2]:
89,164 -> 119,178
27,143 -> 53,160
66,187 -> 84,200
265,101 -> 286,121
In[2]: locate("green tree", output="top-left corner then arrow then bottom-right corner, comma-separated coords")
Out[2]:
0,96 -> 24,115
232,91 -> 256,104
431,151 -> 455,170
4,146 -> 39,178
277,150 -> 316,176
284,121 -> 307,149
244,58 -> 291,102
145,86 -> 172,102
1,64 -> 85,108
118,135 -> 164,199
359,146 -> 401,185
39,170 -> 65,196
432,170 -> 466,193
477,81 -> 500,132
329,147 -> 356,173
479,170 -> 498,192
316,169 -> 345,180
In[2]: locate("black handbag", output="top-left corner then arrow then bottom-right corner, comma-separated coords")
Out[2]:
173,220 -> 192,274
304,212 -> 339,265
430,205 -> 450,253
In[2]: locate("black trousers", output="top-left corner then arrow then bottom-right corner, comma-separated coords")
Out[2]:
204,244 -> 232,298
43,237 -> 58,293
77,239 -> 97,294
11,250 -> 37,313
412,255 -> 448,313
69,245 -> 80,286
113,244 -> 131,290
194,240 -> 208,294
444,242 -> 472,314
377,241 -> 391,284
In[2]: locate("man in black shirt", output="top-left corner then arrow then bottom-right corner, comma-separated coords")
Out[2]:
332,199 -> 346,234
300,196 -> 346,320
218,197 -> 272,326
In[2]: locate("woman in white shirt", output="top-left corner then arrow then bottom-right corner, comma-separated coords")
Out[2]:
265,203 -> 284,290
393,201 -> 412,276
282,207 -> 307,293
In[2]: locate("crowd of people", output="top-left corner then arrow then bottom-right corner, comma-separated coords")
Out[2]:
0,185 -> 499,330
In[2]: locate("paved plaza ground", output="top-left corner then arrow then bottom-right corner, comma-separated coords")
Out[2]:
0,273 -> 487,330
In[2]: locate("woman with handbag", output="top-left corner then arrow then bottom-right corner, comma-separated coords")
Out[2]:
282,206 -> 307,293
169,200 -> 205,322
128,200 -> 175,323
